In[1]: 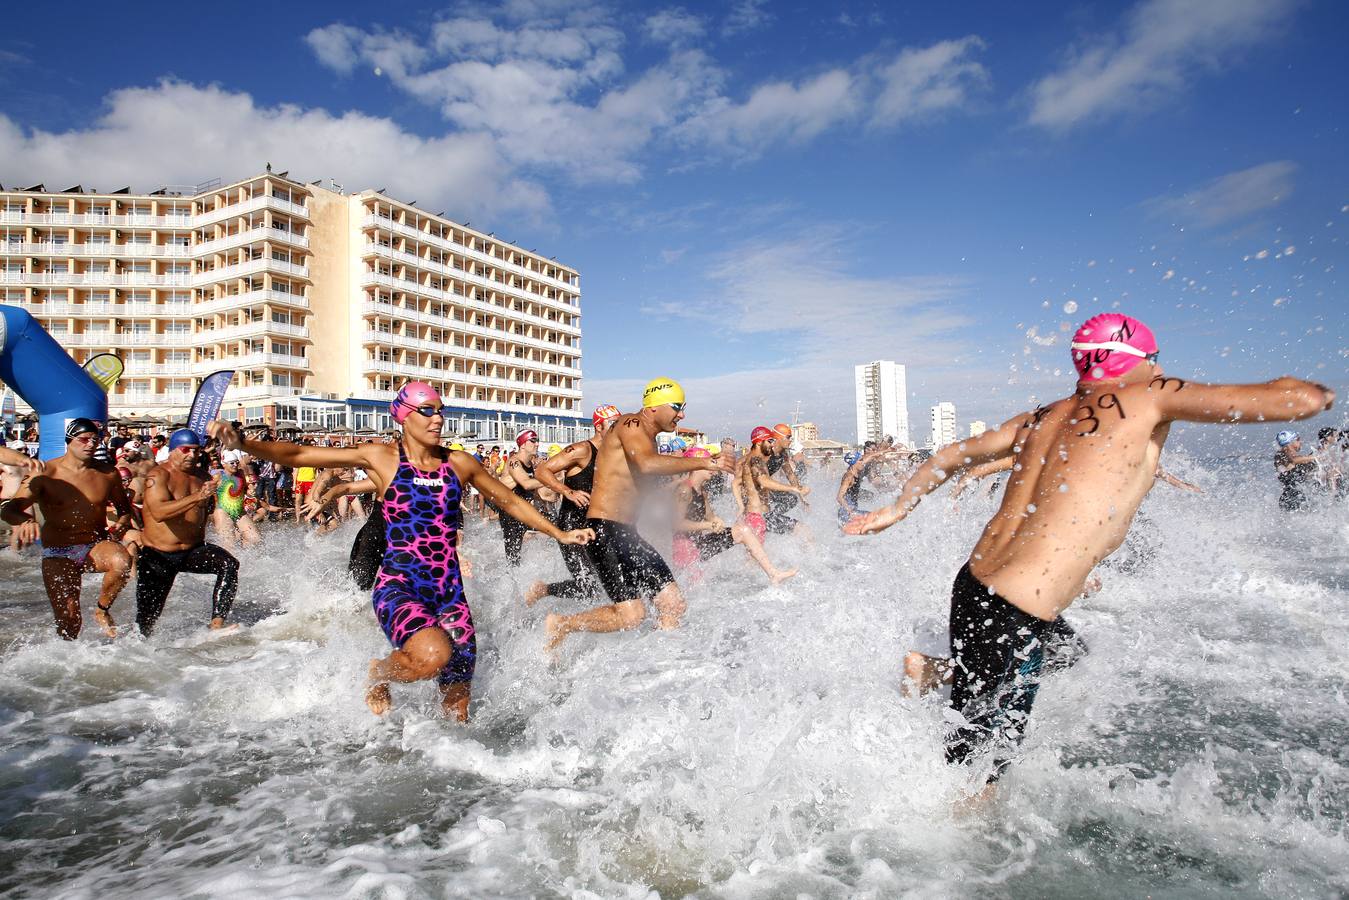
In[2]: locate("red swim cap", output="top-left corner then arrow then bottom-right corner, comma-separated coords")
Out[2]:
592,404 -> 620,429
683,447 -> 711,458
516,429 -> 539,447
391,381 -> 441,424
1070,314 -> 1159,382
750,426 -> 775,445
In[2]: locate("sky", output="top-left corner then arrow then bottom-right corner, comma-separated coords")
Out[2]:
2,0 -> 1346,452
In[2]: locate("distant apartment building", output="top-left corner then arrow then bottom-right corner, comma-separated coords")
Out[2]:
969,420 -> 986,438
0,170 -> 585,443
929,401 -> 956,449
854,360 -> 909,447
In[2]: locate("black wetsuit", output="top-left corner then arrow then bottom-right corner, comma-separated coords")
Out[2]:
349,500 -> 385,590
136,542 -> 239,635
944,564 -> 1087,783
500,457 -> 536,566
585,517 -> 675,604
763,451 -> 801,533
542,443 -> 604,600
1278,460 -> 1316,511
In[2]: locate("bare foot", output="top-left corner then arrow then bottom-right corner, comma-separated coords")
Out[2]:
93,606 -> 118,638
953,782 -> 999,818
543,613 -> 568,653
769,567 -> 799,585
366,660 -> 392,715
524,580 -> 549,607
208,618 -> 240,632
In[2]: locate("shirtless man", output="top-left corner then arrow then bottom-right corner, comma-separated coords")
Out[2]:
1,419 -> 133,639
544,378 -> 730,651
136,429 -> 239,636
846,313 -> 1334,795
525,404 -> 621,607
498,429 -> 546,566
733,427 -> 811,539
210,381 -> 590,720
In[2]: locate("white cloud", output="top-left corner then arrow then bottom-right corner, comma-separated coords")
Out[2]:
1145,160 -> 1296,227
305,24 -> 428,79
871,36 -> 989,127
723,0 -> 772,37
680,70 -> 859,155
643,8 -> 706,45
0,80 -> 548,221
1029,0 -> 1301,129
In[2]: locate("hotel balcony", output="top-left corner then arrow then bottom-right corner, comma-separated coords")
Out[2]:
192,195 -> 309,228
194,258 -> 309,285
193,290 -> 309,316
194,226 -> 310,256
359,273 -> 581,337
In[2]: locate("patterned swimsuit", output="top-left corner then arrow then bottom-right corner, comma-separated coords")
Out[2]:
371,445 -> 474,685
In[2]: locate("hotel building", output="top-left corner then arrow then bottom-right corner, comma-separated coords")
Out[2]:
929,401 -> 957,449
853,360 -> 910,447
0,171 -> 585,443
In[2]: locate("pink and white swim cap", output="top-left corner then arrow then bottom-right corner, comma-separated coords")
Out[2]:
390,381 -> 442,424
1070,313 -> 1159,381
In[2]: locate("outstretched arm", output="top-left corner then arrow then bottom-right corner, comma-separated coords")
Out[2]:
951,455 -> 1015,499
208,421 -> 385,472
845,415 -> 1022,535
459,453 -> 592,545
1154,375 -> 1333,425
619,420 -> 727,477
1156,466 -> 1202,493
0,446 -> 42,474
534,442 -> 592,507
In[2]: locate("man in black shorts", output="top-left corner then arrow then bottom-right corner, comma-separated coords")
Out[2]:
544,378 -> 729,651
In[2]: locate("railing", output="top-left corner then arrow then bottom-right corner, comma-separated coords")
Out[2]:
193,257 -> 309,284
360,387 -> 581,417
124,362 -> 195,376
362,242 -> 581,326
1,272 -> 193,287
363,359 -> 581,396
19,301 -> 193,318
196,353 -> 310,371
360,213 -> 580,297
3,242 -> 193,258
359,272 -> 581,336
225,384 -> 304,400
198,321 -> 310,342
359,304 -> 583,360
194,226 -> 310,256
0,212 -> 194,228
360,328 -> 580,377
56,332 -> 195,347
108,392 -> 194,407
193,289 -> 309,315
192,195 -> 309,227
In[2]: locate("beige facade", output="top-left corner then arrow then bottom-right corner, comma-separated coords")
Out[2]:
1,171 -> 585,442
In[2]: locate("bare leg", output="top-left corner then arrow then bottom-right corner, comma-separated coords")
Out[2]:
236,516 -> 262,548
730,522 -> 798,584
650,583 -> 687,630
438,682 -> 471,722
88,541 -> 132,637
40,557 -> 84,640
366,627 -> 453,715
901,650 -> 953,698
544,598 -> 646,652
524,580 -> 549,607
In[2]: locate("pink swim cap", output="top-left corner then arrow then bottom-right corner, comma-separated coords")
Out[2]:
390,381 -> 442,424
1070,314 -> 1159,381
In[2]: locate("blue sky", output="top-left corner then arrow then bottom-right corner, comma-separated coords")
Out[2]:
2,0 -> 1345,449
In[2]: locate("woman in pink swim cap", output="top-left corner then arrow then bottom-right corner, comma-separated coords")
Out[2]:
1070,313 -> 1159,382
390,381 -> 442,425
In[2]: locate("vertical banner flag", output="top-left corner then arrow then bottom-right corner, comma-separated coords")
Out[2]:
187,370 -> 236,442
1,389 -> 15,426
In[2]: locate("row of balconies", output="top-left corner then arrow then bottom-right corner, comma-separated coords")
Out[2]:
3,271 -> 193,287
194,289 -> 310,315
360,302 -> 580,358
363,359 -> 581,397
193,226 -> 309,256
361,273 -> 580,337
362,213 -> 579,295
0,195 -> 310,230
361,329 -> 579,377
361,386 -> 579,417
2,241 -> 193,259
363,242 -> 578,325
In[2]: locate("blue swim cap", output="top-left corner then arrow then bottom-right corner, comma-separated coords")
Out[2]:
670,437 -> 688,452
844,451 -> 862,466
1276,430 -> 1299,447
168,428 -> 202,450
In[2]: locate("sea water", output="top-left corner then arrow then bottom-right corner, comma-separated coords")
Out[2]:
1,458 -> 1346,899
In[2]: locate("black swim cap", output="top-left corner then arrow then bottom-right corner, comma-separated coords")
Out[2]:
65,418 -> 103,442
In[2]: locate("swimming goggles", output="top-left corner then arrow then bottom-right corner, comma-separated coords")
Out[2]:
668,402 -> 687,413
405,404 -> 446,418
1070,341 -> 1160,364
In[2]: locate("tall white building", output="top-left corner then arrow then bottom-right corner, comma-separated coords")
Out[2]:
929,401 -> 956,449
969,420 -> 987,438
854,360 -> 909,446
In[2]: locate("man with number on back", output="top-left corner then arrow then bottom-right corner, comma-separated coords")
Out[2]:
846,313 -> 1335,801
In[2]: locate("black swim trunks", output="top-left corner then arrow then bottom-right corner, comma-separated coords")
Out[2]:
584,517 -> 675,604
945,563 -> 1086,783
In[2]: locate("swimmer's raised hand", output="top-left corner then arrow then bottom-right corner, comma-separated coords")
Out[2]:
197,476 -> 219,503
11,520 -> 39,549
564,488 -> 591,508
558,528 -> 596,545
207,420 -> 242,450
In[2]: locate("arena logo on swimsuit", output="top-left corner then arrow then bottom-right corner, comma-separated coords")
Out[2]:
413,477 -> 444,487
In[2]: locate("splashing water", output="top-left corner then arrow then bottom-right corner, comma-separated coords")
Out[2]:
1,459 -> 1347,897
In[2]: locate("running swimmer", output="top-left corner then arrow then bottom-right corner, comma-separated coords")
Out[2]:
543,378 -> 731,652
845,313 -> 1334,798
524,403 -> 621,607
136,429 -> 240,636
734,426 -> 811,539
209,382 -> 592,720
1274,431 -> 1318,511
211,449 -> 261,548
672,447 -> 797,585
498,429 -> 546,566
1,418 -> 134,639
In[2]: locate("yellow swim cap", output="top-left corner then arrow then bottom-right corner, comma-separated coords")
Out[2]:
449,442 -> 466,451
547,443 -> 563,457
642,377 -> 685,409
